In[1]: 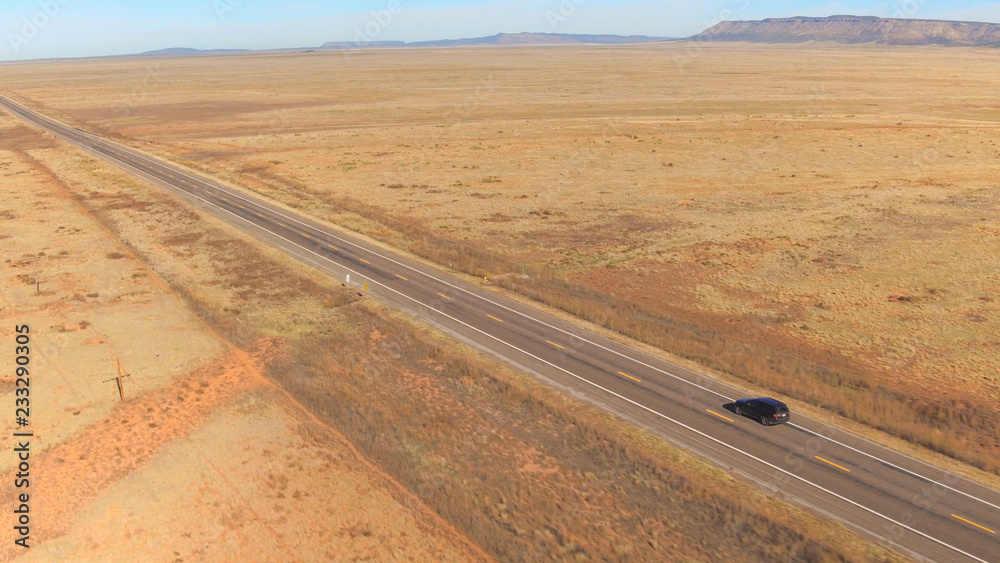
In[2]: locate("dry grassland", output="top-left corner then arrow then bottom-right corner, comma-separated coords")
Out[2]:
2,107 -> 903,560
3,42 -> 992,474
0,115 -> 483,561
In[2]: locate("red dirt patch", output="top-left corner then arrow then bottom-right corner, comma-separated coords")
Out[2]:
0,348 -> 265,559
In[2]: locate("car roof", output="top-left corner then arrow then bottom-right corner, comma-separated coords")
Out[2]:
756,397 -> 787,408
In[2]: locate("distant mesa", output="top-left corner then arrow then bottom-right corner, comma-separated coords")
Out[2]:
128,18 -> 1000,61
121,34 -> 671,60
409,32 -> 671,47
321,33 -> 671,49
694,15 -> 1000,46
319,41 -> 406,49
138,47 -> 251,56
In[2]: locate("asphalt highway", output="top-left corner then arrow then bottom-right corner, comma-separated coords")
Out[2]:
3,94 -> 998,562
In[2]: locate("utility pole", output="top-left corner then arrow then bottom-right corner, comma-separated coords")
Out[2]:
103,356 -> 132,401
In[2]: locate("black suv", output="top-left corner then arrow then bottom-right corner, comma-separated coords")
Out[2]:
733,398 -> 790,426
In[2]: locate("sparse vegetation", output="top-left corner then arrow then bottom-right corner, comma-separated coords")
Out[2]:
14,43 -> 991,476
6,40 -> 999,556
40,133 -> 902,562
228,187 -> 1000,473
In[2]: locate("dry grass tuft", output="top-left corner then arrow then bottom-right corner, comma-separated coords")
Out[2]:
38,144 -> 901,562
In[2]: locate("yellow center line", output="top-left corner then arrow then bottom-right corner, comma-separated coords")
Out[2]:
706,409 -> 734,422
487,314 -> 503,323
221,198 -> 228,202
238,205 -> 245,209
546,340 -> 565,350
815,456 -> 851,472
328,245 -> 339,251
395,274 -> 407,280
302,233 -> 311,238
618,371 -> 640,383
278,223 -> 286,228
257,213 -> 264,218
437,293 -> 451,300
951,514 -> 996,534
360,259 -> 371,264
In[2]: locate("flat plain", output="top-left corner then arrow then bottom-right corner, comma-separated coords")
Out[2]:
0,45 -> 918,560
3,42 -> 993,473
0,111 -> 484,561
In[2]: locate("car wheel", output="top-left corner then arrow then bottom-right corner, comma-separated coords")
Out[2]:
761,416 -> 770,426
734,406 -> 742,416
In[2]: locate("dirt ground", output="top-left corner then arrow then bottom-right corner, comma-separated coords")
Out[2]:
3,42 -> 993,472
0,114 -> 484,561
0,105 -> 902,561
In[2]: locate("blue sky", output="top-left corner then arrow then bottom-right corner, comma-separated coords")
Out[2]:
2,0 -> 1000,61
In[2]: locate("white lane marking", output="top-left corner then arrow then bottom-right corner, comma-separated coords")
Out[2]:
789,424 -> 1000,512
151,151 -> 1000,513
15,97 -> 999,514
82,176 -> 984,563
22,109 -> 988,561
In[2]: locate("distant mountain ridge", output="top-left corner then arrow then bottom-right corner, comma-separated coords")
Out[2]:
135,34 -> 670,59
695,15 -> 1000,46
407,32 -> 671,47
320,41 -> 406,49
320,32 -> 670,49
125,17 -> 1000,61
138,47 -> 251,56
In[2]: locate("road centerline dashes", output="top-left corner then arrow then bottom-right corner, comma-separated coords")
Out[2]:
618,371 -> 640,383
706,409 -> 733,422
951,514 -> 995,534
815,456 -> 851,472
4,96 -> 993,563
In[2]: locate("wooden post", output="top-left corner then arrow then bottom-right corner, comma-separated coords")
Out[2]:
103,356 -> 132,401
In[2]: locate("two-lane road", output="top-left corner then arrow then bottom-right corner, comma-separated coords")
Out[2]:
3,94 -> 997,562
